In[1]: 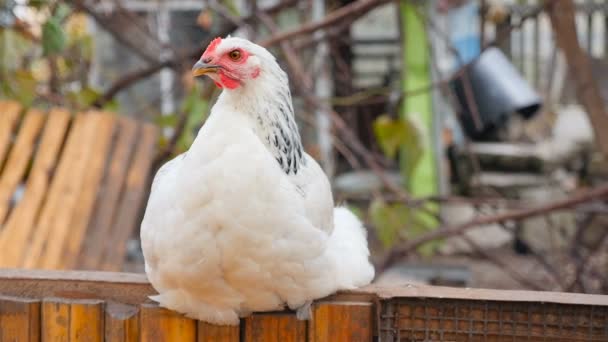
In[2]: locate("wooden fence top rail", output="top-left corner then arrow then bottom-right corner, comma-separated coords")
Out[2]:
1,269 -> 606,307
1,271 -> 607,341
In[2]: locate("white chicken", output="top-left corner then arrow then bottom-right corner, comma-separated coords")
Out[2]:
140,36 -> 374,325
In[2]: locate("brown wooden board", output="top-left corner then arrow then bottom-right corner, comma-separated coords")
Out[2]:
42,298 -> 104,342
105,302 -> 140,342
41,299 -> 70,341
0,270 -> 154,305
68,299 -> 104,342
197,321 -> 240,342
0,108 -> 154,272
23,114 -> 87,268
361,283 -> 608,307
0,101 -> 22,172
1,270 -> 608,341
1,269 -> 608,309
0,109 -> 45,224
59,112 -> 116,269
310,301 -> 373,342
0,295 -> 40,342
0,108 -> 71,267
140,303 -> 197,341
101,123 -> 158,271
37,113 -> 108,269
245,313 -> 307,342
79,117 -> 138,270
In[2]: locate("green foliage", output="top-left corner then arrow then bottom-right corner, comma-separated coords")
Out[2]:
371,114 -> 441,254
0,0 -> 214,171
156,83 -> 210,156
1,69 -> 36,106
66,87 -> 101,109
54,3 -> 71,22
42,4 -> 72,56
373,114 -> 423,182
369,198 -> 439,254
0,29 -> 33,70
28,0 -> 50,9
220,0 -> 240,17
369,198 -> 412,248
0,1 -> 98,110
42,18 -> 65,56
178,83 -> 209,152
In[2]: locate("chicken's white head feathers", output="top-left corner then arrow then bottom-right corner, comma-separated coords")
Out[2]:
193,36 -> 304,175
193,36 -> 281,90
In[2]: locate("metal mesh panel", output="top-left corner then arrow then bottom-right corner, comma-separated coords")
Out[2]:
380,298 -> 608,341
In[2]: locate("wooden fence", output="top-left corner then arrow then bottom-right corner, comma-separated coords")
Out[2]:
0,101 -> 158,271
0,269 -> 607,341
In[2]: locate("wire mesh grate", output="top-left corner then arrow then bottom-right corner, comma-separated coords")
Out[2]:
380,298 -> 608,341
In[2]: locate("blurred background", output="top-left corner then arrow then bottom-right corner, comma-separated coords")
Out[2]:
1,0 -> 607,295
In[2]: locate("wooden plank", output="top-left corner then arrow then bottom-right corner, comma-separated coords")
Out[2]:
101,123 -> 159,271
2,269 -> 608,309
42,299 -> 70,342
78,117 -> 138,270
309,302 -> 373,342
0,101 -> 22,170
140,303 -> 196,341
22,114 -> 87,268
0,270 -> 154,306
197,321 -> 240,342
105,302 -> 139,342
0,108 -> 71,267
69,299 -> 104,342
40,113 -> 113,269
361,283 -> 608,306
244,313 -> 306,342
0,296 -> 40,342
24,113 -> 97,269
0,109 -> 46,224
57,113 -> 116,269
42,298 -> 103,342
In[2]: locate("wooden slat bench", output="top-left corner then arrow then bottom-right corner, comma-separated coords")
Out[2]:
0,270 -> 607,341
0,101 -> 158,271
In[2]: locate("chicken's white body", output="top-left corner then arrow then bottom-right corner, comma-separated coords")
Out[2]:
141,37 -> 374,325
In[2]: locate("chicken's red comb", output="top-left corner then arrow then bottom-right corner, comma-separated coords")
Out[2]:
203,37 -> 222,56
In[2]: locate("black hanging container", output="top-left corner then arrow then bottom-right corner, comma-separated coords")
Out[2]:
451,47 -> 542,140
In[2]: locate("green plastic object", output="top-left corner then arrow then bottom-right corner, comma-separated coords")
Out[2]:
400,2 -> 439,238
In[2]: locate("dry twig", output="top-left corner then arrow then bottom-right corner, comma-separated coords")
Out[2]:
259,0 -> 392,47
378,184 -> 608,273
93,0 -> 298,107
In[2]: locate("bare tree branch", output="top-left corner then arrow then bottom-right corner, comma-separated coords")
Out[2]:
545,0 -> 608,158
68,0 -> 164,63
462,235 -> 545,290
256,6 -> 416,204
486,4 -> 544,50
259,0 -> 392,47
567,214 -> 608,292
92,0 -> 298,107
378,184 -> 608,272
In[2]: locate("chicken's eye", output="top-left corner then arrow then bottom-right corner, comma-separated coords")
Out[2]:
228,50 -> 242,61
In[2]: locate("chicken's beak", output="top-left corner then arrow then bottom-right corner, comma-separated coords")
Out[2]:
192,61 -> 219,77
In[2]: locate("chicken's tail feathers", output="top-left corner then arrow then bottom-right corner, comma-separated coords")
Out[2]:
327,207 -> 375,288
